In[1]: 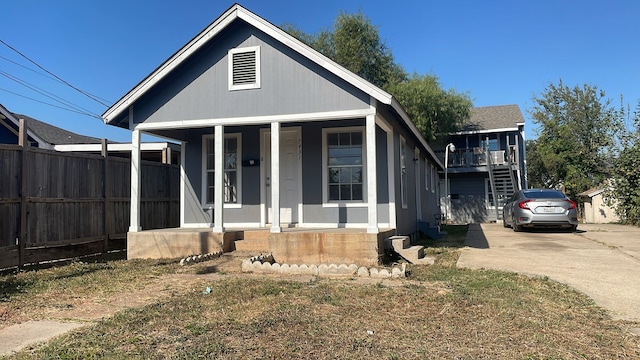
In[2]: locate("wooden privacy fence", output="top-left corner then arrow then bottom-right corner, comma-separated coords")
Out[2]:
0,134 -> 179,269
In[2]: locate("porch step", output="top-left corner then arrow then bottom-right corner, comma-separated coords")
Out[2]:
388,236 -> 435,265
233,230 -> 270,253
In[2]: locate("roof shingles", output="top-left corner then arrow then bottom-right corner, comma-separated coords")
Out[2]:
461,104 -> 525,133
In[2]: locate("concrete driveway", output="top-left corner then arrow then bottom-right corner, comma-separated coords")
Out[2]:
457,223 -> 640,322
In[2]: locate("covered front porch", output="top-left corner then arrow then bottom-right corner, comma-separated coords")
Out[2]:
127,227 -> 396,266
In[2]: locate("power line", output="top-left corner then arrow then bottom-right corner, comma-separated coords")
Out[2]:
0,70 -> 100,118
0,54 -> 113,106
0,38 -> 112,107
0,87 -> 102,119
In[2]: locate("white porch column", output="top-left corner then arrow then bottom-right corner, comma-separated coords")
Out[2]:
212,125 -> 225,232
270,121 -> 281,233
129,128 -> 142,232
366,113 -> 378,234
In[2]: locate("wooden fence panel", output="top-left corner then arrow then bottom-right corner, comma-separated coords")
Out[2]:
0,144 -> 180,269
0,146 -> 21,248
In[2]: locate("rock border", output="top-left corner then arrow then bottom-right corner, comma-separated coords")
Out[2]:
179,252 -> 223,266
241,254 -> 406,279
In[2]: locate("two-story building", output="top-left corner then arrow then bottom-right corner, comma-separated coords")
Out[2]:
440,104 -> 527,224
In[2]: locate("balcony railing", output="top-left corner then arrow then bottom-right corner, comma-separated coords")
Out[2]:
446,147 -> 517,168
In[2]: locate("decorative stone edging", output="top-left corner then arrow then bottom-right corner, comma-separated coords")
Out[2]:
241,255 -> 406,279
179,251 -> 223,266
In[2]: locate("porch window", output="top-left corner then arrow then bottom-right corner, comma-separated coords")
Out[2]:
228,46 -> 261,90
203,134 -> 241,205
324,128 -> 364,202
400,136 -> 408,208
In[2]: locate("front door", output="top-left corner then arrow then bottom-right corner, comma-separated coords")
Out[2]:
264,128 -> 301,224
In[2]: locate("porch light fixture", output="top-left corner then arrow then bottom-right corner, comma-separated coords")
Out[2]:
443,143 -> 455,224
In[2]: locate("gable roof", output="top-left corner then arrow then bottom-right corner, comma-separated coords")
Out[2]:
14,113 -> 102,145
458,104 -> 525,134
1,102 -> 102,147
101,4 -> 444,169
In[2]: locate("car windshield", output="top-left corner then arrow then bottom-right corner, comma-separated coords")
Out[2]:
523,190 -> 566,199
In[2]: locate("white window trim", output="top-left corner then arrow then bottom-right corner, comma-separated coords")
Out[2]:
202,133 -> 242,208
228,46 -> 261,91
400,135 -> 408,209
322,126 -> 367,205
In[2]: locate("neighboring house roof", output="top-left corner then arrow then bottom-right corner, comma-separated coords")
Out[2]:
101,3 -> 444,169
0,103 -> 49,147
579,187 -> 605,198
14,113 -> 102,145
458,104 -> 525,134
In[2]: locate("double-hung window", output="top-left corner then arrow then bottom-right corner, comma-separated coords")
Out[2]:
203,134 -> 241,206
325,128 -> 364,202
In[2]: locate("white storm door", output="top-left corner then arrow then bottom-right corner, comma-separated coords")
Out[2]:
264,128 -> 301,224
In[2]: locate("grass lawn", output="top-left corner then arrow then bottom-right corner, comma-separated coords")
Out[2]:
1,225 -> 638,359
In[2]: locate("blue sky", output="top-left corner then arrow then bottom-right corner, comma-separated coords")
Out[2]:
1,0 -> 638,143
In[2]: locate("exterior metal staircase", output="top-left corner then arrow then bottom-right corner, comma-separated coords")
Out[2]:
487,147 -> 519,221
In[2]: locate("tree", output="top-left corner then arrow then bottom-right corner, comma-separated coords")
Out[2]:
282,12 -> 471,142
282,12 -> 405,89
386,74 -> 472,144
524,139 -> 550,189
604,100 -> 640,225
527,80 -> 622,199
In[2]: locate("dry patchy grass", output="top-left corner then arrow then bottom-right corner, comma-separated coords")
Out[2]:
1,226 -> 638,359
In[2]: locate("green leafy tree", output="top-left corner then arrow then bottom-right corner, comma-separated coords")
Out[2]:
282,12 -> 471,142
386,73 -> 472,143
604,100 -> 640,224
524,139 -> 550,189
527,80 -> 622,199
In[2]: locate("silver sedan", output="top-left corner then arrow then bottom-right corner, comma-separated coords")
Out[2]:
503,189 -> 579,232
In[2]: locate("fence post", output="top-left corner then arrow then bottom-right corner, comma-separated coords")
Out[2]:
102,139 -> 110,253
18,118 -> 29,268
163,147 -> 172,229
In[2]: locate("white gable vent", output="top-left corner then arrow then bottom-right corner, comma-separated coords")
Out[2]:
228,46 -> 261,90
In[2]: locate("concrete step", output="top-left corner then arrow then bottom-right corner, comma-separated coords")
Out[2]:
388,235 -> 435,265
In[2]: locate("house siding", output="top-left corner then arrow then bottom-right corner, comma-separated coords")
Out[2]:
449,173 -> 490,223
180,120 -> 391,227
131,21 -> 370,126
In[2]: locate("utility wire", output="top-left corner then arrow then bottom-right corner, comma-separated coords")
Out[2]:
0,70 -> 101,118
0,87 -> 102,118
0,38 -> 111,108
0,54 -> 112,105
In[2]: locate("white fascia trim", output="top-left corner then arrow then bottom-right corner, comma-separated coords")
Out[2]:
236,9 -> 393,105
103,4 -> 392,124
453,127 -> 520,135
103,6 -> 239,123
389,99 -> 444,170
133,108 -> 375,131
53,142 -> 175,152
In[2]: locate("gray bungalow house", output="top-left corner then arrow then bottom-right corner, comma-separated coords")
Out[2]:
440,104 -> 527,224
102,4 -> 444,265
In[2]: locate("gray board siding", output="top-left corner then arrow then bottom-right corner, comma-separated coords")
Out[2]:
449,173 -> 489,223
181,120 -> 391,226
132,21 -> 370,126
